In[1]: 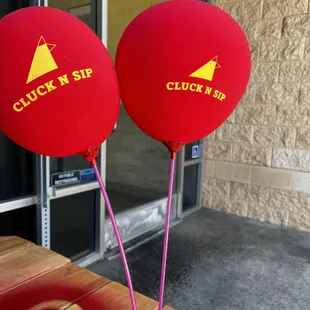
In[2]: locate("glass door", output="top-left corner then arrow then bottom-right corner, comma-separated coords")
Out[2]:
177,139 -> 204,218
0,1 -> 39,245
40,147 -> 106,263
0,131 -> 37,243
0,0 -> 107,266
34,0 -> 107,265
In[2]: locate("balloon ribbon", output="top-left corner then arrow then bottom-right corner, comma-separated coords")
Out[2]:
79,146 -> 137,310
158,144 -> 182,310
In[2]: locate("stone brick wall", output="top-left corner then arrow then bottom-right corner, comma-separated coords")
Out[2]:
204,0 -> 310,232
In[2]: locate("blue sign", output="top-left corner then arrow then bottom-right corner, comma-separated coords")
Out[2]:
192,145 -> 199,159
80,168 -> 96,182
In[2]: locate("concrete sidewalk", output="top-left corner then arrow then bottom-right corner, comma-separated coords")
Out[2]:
88,209 -> 310,310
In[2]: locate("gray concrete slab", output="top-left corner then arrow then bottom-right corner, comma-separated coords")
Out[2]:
88,209 -> 310,310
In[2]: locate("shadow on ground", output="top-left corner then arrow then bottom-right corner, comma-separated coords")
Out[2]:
88,209 -> 310,310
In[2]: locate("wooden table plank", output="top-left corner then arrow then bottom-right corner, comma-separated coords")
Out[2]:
68,301 -> 176,310
0,237 -> 176,309
67,281 -> 159,310
0,236 -> 35,258
0,245 -> 70,293
0,263 -> 111,310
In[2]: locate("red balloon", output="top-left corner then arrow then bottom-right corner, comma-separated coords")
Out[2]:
0,7 -> 120,157
116,0 -> 251,145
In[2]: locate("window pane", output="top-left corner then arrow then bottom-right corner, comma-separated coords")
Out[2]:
47,0 -> 99,182
0,2 -> 36,202
0,133 -> 35,202
50,190 -> 98,260
0,205 -> 37,243
50,155 -> 93,175
0,1 -> 28,18
182,165 -> 199,211
49,0 -> 93,30
106,107 -> 171,215
49,151 -> 100,187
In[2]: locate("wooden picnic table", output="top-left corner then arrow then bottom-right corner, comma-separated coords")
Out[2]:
0,236 -> 175,310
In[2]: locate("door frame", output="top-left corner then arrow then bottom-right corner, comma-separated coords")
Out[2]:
176,139 -> 205,219
104,138 -> 205,252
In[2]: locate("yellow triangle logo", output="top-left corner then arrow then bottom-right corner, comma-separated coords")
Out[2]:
189,56 -> 220,82
26,36 -> 58,84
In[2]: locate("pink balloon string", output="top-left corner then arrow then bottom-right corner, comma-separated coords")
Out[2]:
158,154 -> 176,310
92,161 -> 137,310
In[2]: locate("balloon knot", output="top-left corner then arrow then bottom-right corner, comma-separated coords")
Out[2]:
162,141 -> 185,155
79,146 -> 100,163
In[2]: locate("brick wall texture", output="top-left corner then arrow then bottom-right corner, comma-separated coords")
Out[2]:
204,0 -> 310,232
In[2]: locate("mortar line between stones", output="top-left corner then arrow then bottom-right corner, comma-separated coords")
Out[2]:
285,211 -> 289,227
260,0 -> 264,20
289,170 -> 293,191
302,37 -> 306,61
249,164 -> 253,186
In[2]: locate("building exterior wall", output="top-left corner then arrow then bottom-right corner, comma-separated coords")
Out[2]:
106,0 -> 169,192
204,0 -> 310,232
